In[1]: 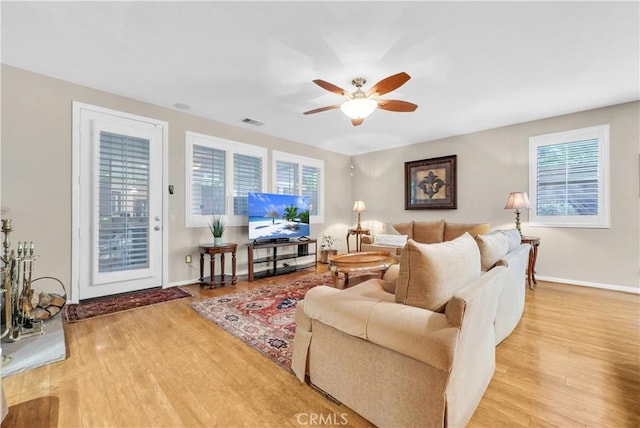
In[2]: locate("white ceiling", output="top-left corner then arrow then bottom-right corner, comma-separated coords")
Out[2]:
2,1 -> 638,156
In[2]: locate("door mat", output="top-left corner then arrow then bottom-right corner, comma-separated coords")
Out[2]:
64,286 -> 192,322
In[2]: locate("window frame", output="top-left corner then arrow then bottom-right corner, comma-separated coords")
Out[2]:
528,124 -> 610,229
185,131 -> 267,227
271,150 -> 325,224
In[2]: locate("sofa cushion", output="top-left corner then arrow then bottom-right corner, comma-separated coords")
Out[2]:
395,233 -> 481,312
443,222 -> 490,241
304,286 -> 381,338
392,222 -> 413,239
476,230 -> 512,271
373,233 -> 408,247
412,219 -> 445,244
343,278 -> 396,302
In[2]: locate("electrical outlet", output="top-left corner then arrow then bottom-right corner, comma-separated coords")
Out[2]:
185,255 -> 192,264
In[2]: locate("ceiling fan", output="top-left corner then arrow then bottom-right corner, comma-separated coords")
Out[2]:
303,72 -> 418,126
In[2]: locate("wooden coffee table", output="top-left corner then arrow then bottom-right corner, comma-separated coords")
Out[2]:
328,251 -> 398,289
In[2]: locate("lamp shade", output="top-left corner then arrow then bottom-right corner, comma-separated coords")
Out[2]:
352,200 -> 367,212
340,98 -> 377,119
504,192 -> 532,210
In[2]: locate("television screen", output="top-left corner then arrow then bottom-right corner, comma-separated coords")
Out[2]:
248,192 -> 310,242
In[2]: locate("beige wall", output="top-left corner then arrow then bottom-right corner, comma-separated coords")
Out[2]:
0,65 -> 353,299
353,101 -> 640,291
2,65 -> 638,296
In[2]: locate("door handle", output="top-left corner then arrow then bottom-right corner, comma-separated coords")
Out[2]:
154,226 -> 161,231
155,216 -> 161,221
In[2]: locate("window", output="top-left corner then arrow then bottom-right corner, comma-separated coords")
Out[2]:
186,132 -> 267,227
98,131 -> 150,272
529,124 -> 609,228
272,151 -> 324,223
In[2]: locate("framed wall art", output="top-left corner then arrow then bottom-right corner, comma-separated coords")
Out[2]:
405,155 -> 457,210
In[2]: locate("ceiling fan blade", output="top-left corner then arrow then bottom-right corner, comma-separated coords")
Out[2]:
377,99 -> 418,112
303,105 -> 341,115
351,118 -> 364,126
366,72 -> 411,97
313,80 -> 353,98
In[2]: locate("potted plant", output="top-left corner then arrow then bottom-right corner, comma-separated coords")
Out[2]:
319,234 -> 339,263
209,215 -> 226,246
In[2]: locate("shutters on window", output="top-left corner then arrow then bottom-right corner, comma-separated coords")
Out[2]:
186,132 -> 267,227
233,153 -> 262,215
276,160 -> 298,194
536,138 -> 599,216
98,131 -> 150,272
272,151 -> 324,223
302,165 -> 320,216
529,124 -> 609,228
192,144 -> 226,216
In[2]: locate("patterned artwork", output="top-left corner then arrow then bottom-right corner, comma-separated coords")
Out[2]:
189,273 -> 336,371
405,155 -> 457,209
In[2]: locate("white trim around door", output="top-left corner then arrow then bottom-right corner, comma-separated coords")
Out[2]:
71,102 -> 168,303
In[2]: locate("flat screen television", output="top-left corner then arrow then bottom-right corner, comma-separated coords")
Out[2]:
248,192 -> 310,243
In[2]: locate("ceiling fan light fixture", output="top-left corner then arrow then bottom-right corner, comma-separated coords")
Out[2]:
340,98 -> 377,119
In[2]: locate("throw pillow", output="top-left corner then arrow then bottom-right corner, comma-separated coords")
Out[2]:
382,264 -> 400,294
502,229 -> 522,251
443,222 -> 490,241
395,233 -> 481,312
373,234 -> 408,247
381,222 -> 402,235
476,231 -> 511,271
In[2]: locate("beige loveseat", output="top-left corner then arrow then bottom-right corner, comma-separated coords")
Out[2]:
361,219 -> 490,255
292,230 -> 530,427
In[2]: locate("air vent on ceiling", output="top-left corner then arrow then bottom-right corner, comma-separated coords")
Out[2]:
242,117 -> 264,127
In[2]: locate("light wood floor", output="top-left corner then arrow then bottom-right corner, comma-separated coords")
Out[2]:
2,266 -> 639,428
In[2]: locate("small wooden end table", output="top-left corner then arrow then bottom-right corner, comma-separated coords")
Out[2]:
346,228 -> 370,252
521,236 -> 540,289
328,251 -> 397,289
199,243 -> 237,288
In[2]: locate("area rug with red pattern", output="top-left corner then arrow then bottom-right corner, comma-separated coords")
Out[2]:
188,273 -> 338,371
64,287 -> 192,322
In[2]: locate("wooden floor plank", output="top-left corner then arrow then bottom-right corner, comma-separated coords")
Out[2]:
2,268 -> 638,427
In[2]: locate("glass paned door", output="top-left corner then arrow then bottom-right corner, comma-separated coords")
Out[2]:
74,103 -> 165,301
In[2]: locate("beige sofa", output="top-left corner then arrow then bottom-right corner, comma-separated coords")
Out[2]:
361,219 -> 490,255
478,229 -> 530,343
292,230 -> 530,427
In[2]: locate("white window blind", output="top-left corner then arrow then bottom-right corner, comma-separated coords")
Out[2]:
233,153 -> 262,216
536,139 -> 599,216
529,125 -> 609,228
192,144 -> 226,216
186,132 -> 267,227
275,160 -> 298,194
98,131 -> 150,272
302,165 -> 320,216
272,151 -> 324,223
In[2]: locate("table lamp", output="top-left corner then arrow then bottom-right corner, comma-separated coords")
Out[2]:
504,192 -> 531,236
352,200 -> 367,230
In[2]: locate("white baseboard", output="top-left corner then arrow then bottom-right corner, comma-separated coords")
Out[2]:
166,278 -> 200,288
537,275 -> 640,295
166,269 -> 249,288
